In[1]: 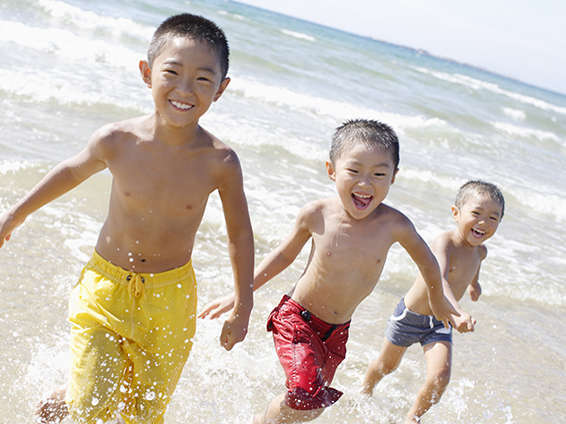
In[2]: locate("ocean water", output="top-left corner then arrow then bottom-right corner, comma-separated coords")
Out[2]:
1,0 -> 565,423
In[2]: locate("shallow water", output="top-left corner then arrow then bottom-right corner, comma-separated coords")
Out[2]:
1,0 -> 565,422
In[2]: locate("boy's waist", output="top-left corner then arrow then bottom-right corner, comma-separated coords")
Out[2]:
279,295 -> 351,329
87,250 -> 194,288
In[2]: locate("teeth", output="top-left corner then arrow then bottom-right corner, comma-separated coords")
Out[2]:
171,100 -> 192,110
354,193 -> 371,198
472,228 -> 485,236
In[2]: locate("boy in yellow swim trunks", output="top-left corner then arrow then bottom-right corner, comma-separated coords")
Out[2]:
0,13 -> 253,424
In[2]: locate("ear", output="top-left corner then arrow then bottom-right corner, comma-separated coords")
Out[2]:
326,161 -> 336,181
139,60 -> 152,88
213,77 -> 231,101
391,168 -> 399,184
451,205 -> 459,219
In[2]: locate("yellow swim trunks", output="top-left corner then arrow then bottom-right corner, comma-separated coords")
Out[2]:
66,250 -> 197,424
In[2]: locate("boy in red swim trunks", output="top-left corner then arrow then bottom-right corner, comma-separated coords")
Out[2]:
201,119 -> 455,423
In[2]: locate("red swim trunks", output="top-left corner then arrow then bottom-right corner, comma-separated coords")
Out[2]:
267,295 -> 350,410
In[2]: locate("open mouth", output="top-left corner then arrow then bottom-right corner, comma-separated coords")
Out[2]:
471,227 -> 485,238
352,192 -> 373,209
169,99 -> 194,111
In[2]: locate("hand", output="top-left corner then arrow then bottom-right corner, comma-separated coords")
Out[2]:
36,386 -> 68,423
0,212 -> 23,249
219,309 -> 250,351
429,294 -> 457,329
198,294 -> 235,319
452,311 -> 476,333
469,283 -> 482,302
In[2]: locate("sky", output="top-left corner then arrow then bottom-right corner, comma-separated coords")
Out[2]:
237,0 -> 566,95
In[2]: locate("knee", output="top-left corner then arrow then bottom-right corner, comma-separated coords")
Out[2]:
373,357 -> 398,376
426,369 -> 451,400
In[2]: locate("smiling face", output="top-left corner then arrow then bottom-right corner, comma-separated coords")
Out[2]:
327,142 -> 397,220
452,193 -> 502,247
139,36 -> 229,129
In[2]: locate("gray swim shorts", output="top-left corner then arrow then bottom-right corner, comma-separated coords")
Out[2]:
385,298 -> 452,347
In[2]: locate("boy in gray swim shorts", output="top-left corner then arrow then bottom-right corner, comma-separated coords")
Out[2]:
386,298 -> 452,347
362,180 -> 505,424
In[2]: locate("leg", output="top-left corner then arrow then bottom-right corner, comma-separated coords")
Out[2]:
36,386 -> 68,424
253,393 -> 325,424
405,341 -> 452,424
66,325 -> 130,423
362,340 -> 407,396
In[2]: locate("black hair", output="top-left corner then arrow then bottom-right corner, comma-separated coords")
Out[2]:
147,13 -> 229,79
330,119 -> 400,169
455,180 -> 505,218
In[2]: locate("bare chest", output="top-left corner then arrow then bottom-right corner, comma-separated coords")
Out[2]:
314,221 -> 392,274
446,255 -> 482,298
109,151 -> 216,212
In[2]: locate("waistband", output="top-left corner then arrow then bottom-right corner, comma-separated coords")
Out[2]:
279,295 -> 351,331
86,250 -> 194,289
392,298 -> 443,329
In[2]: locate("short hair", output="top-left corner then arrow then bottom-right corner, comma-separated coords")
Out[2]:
455,180 -> 505,218
147,13 -> 229,79
330,119 -> 400,169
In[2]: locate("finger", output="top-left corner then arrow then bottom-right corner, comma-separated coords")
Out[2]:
210,309 -> 224,319
223,336 -> 234,351
197,309 -> 210,319
198,303 -> 218,319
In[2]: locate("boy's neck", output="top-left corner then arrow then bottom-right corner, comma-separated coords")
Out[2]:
149,113 -> 201,147
450,229 -> 481,250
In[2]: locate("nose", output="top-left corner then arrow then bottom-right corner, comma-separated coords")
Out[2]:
178,77 -> 194,94
358,174 -> 371,186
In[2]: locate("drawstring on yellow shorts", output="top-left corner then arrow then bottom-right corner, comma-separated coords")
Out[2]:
126,273 -> 145,299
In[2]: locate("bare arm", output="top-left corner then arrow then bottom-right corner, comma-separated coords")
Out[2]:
433,236 -> 475,332
251,206 -> 312,290
469,246 -> 486,301
199,202 -> 313,319
395,216 -> 455,328
216,151 -> 254,350
0,129 -> 109,248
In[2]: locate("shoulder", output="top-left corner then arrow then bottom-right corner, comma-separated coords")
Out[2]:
295,198 -> 329,231
431,231 -> 454,251
377,203 -> 416,231
202,130 -> 242,173
479,244 -> 488,260
87,117 -> 145,157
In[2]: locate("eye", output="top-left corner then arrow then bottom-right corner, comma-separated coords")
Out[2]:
471,211 -> 480,216
374,172 -> 386,177
165,69 -> 178,75
346,168 -> 358,174
489,216 -> 499,221
197,77 -> 212,82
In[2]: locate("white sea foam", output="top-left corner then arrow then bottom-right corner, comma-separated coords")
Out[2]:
228,76 -> 449,132
37,0 -> 153,41
509,185 -> 566,223
280,29 -> 316,42
217,10 -> 247,21
492,122 -> 561,142
413,66 -> 566,116
0,20 -> 141,68
0,69 -> 149,111
397,167 -> 462,192
0,159 -> 34,174
502,107 -> 526,121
